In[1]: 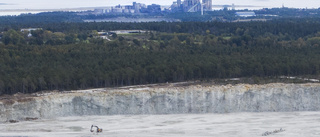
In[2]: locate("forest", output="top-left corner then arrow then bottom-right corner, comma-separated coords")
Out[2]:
0,18 -> 320,95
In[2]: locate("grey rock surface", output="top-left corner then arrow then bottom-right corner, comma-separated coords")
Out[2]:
1,83 -> 319,123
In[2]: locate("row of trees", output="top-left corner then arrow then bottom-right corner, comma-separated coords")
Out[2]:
1,29 -> 97,46
3,19 -> 320,46
2,17 -> 320,38
0,18 -> 320,95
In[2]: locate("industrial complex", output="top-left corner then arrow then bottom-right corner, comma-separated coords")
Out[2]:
171,0 -> 212,12
94,0 -> 213,14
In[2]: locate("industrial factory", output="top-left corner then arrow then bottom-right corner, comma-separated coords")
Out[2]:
94,0 -> 213,15
171,0 -> 212,12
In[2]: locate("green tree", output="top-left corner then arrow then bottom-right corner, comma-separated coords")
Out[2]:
2,29 -> 25,45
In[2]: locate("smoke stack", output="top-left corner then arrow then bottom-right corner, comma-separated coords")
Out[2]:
201,2 -> 204,15
177,0 -> 181,6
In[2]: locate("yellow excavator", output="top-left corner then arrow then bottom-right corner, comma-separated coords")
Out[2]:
90,125 -> 103,133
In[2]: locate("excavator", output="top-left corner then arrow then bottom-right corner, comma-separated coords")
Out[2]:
90,125 -> 103,133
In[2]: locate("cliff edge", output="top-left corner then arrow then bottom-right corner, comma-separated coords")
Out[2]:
1,83 -> 319,123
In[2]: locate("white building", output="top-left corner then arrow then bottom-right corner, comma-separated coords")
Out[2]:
235,12 -> 256,17
20,28 -> 42,32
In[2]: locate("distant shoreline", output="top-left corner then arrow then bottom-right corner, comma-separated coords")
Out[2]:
0,5 -> 265,16
0,7 -> 112,12
0,7 -> 105,16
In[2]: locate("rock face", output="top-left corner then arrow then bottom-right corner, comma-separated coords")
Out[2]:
0,83 -> 320,123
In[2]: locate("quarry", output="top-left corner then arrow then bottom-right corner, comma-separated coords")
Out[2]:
1,82 -> 320,123
1,82 -> 320,136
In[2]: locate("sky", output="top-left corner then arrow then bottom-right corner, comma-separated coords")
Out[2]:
0,0 -> 320,10
108,0 -> 320,9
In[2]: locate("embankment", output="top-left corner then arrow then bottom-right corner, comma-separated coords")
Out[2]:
1,83 -> 319,123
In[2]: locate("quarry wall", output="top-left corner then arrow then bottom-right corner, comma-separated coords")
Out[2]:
1,83 -> 319,123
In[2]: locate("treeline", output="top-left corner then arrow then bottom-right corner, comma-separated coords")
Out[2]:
3,18 -> 320,46
3,18 -> 320,39
0,19 -> 320,95
0,12 -> 82,26
1,7 -> 319,25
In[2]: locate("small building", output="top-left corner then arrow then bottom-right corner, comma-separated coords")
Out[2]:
98,32 -> 108,35
21,28 -> 42,37
109,30 -> 146,35
94,9 -> 105,14
112,8 -> 123,13
235,12 -> 256,17
27,33 -> 33,37
20,28 -> 42,32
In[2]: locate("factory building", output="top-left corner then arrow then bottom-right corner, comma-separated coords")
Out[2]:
177,0 -> 182,7
174,0 -> 212,12
202,0 -> 212,11
235,12 -> 256,17
183,0 -> 200,12
93,1 -> 212,15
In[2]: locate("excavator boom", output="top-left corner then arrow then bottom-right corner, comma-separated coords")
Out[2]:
90,125 -> 103,133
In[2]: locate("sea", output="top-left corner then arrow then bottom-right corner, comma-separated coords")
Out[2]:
1,0 -> 320,16
1,112 -> 320,137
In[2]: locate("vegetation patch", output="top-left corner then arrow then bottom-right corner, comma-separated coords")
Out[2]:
0,18 -> 320,95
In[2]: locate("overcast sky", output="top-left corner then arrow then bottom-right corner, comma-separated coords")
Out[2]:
1,0 -> 320,9
110,0 -> 320,8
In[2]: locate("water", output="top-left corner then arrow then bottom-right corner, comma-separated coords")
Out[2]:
1,112 -> 320,137
0,0 -> 110,16
1,0 -> 320,16
84,17 -> 181,23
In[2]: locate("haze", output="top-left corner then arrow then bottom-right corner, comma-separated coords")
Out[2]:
1,0 -> 320,9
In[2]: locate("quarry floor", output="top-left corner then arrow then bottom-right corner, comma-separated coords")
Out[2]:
1,112 -> 320,137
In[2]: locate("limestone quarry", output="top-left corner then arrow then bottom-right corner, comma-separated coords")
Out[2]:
1,82 -> 320,123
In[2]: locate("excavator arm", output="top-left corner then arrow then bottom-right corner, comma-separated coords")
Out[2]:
90,125 -> 103,133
